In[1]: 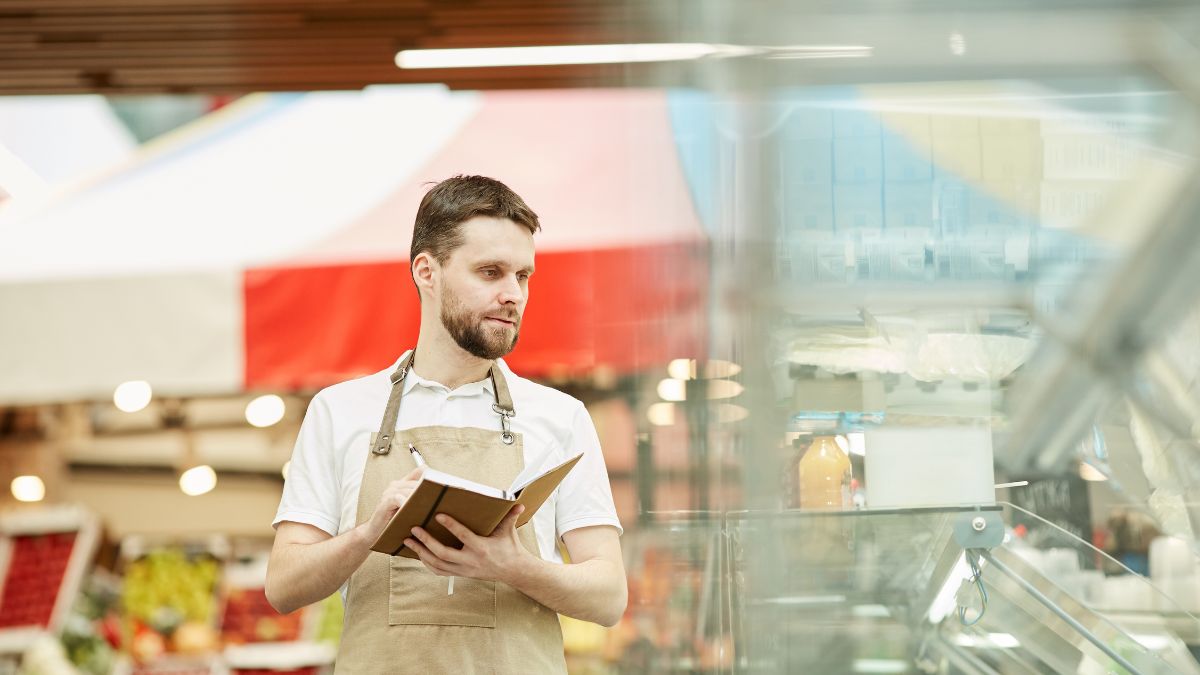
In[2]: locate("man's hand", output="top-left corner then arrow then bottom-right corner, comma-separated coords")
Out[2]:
404,504 -> 532,583
356,466 -> 425,546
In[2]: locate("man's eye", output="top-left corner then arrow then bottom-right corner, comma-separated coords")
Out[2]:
482,269 -> 499,278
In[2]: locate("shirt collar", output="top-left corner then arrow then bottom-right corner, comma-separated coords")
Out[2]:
393,351 -> 499,397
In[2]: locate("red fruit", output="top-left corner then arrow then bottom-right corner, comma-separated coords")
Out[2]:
100,615 -> 123,648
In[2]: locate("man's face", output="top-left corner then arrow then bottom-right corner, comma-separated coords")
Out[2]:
437,216 -> 535,360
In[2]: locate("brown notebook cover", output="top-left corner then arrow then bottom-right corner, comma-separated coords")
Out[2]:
370,453 -> 583,558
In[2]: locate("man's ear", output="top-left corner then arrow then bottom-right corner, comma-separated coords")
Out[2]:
411,251 -> 438,299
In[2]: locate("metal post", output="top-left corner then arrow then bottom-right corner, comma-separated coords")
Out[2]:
979,550 -> 1144,675
635,431 -> 654,526
686,375 -> 709,516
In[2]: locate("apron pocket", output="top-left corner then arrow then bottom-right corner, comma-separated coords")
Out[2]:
388,557 -> 497,628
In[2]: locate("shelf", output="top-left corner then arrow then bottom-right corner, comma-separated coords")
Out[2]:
727,506 -> 996,612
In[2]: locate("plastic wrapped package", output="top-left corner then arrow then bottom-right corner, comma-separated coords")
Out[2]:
787,327 -> 1033,383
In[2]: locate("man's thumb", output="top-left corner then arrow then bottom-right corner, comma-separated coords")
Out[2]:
501,504 -> 525,530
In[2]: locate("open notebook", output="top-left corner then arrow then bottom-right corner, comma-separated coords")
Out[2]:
370,452 -> 583,558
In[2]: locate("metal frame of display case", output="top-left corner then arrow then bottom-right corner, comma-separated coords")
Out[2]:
713,504 -> 1190,673
979,550 -> 1142,673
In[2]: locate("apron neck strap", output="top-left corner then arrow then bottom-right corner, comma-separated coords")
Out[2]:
373,351 -> 517,454
373,351 -> 416,454
489,362 -> 515,415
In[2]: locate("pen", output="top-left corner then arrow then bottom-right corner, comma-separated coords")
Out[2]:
407,443 -> 426,467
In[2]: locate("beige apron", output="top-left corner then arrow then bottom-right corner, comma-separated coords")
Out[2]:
335,352 -> 567,674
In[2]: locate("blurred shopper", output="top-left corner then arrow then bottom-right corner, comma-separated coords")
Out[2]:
266,175 -> 626,673
1102,509 -> 1161,576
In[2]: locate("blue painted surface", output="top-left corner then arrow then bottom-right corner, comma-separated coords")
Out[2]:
664,86 -> 1117,287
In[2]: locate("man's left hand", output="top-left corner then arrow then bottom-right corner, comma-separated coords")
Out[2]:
404,504 -> 531,583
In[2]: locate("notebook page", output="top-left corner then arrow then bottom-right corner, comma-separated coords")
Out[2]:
421,468 -> 507,499
506,442 -> 557,496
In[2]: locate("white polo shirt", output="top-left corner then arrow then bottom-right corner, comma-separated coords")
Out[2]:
273,351 -> 623,567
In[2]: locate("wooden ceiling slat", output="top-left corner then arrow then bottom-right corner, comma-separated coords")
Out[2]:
1,10 -> 431,29
4,52 -> 396,68
23,2 -> 418,12
0,68 -> 85,82
5,44 -> 403,65
0,34 -> 35,46
0,17 -> 307,34
431,9 -> 617,25
1,38 -> 395,56
55,21 -> 432,40
0,0 -> 641,93
0,0 -> 427,10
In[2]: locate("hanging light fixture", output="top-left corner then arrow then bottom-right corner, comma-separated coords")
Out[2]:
245,394 -> 286,428
179,465 -> 217,496
177,427 -> 216,496
646,402 -> 676,426
656,378 -> 687,402
113,380 -> 153,413
667,359 -> 742,380
10,475 -> 45,502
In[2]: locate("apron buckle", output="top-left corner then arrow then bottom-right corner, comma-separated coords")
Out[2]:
492,404 -> 515,444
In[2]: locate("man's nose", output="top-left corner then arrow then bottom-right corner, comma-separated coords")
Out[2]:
498,275 -> 523,304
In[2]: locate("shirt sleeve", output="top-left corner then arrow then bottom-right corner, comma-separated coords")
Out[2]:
273,392 -> 341,536
555,402 -> 623,538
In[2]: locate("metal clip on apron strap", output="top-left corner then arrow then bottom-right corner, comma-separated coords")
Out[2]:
489,362 -> 517,445
373,352 -> 415,455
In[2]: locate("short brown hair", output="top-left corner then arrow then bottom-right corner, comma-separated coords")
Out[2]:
410,175 -> 540,274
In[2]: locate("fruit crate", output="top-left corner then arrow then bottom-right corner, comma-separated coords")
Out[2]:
0,505 -> 101,654
223,642 -> 334,675
219,556 -> 303,645
112,653 -> 227,675
118,536 -> 227,661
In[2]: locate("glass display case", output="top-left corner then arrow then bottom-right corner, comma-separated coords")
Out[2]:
625,0 -> 1200,672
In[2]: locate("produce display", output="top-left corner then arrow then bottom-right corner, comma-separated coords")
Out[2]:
121,550 -> 221,661
222,642 -> 335,675
58,572 -> 123,675
0,509 -> 339,675
603,528 -> 732,674
123,655 -> 218,675
226,662 -> 316,667
220,588 -> 302,644
309,594 -> 342,646
0,533 -> 76,628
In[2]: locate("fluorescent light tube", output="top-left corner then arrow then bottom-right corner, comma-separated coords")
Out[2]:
395,43 -> 871,69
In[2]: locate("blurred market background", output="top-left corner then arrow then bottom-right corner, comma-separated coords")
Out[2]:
3,1 -> 1200,674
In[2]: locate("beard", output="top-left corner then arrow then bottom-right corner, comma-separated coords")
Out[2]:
439,287 -> 520,360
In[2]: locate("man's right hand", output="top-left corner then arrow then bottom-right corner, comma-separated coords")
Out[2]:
358,466 -> 425,547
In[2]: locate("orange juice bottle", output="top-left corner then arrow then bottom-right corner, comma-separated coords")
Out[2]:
797,435 -> 853,510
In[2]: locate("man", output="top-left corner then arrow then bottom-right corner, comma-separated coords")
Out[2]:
266,175 -> 627,673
